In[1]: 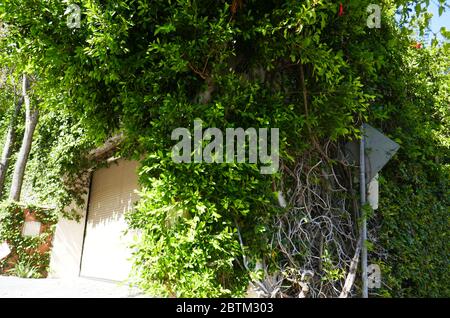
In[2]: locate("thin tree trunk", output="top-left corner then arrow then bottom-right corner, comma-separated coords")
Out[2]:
0,96 -> 23,198
9,75 -> 39,201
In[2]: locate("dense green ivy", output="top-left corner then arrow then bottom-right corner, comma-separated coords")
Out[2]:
369,45 -> 450,297
0,201 -> 57,277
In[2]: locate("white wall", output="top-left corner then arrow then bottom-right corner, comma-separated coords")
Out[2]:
49,193 -> 89,278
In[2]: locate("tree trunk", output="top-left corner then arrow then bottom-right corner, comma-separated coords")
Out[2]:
9,75 -> 39,201
0,96 -> 23,198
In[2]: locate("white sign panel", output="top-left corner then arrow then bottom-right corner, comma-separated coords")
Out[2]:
0,241 -> 11,260
22,221 -> 42,237
368,173 -> 379,210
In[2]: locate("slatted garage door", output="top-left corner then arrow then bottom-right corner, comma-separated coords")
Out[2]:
80,159 -> 139,281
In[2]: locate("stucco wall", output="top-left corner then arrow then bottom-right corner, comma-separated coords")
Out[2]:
48,193 -> 89,278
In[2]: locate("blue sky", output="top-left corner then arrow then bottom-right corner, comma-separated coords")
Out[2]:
396,1 -> 450,43
428,1 -> 450,41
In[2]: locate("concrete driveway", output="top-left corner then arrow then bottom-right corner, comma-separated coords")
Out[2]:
0,276 -> 147,298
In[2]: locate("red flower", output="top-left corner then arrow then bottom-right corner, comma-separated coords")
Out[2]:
338,3 -> 344,16
415,42 -> 422,49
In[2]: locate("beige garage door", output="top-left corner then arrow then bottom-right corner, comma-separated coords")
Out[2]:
80,159 -> 139,281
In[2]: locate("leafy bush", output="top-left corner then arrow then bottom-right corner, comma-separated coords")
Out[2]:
127,155 -> 277,297
7,259 -> 42,279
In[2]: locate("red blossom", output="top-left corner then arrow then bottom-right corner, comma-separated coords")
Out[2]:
338,3 -> 344,16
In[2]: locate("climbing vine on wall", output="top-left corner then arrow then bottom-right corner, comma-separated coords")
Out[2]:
0,201 -> 57,278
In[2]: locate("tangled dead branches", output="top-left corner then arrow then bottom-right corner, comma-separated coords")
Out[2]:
254,141 -> 361,298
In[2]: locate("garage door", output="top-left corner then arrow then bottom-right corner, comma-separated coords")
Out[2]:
80,159 -> 139,281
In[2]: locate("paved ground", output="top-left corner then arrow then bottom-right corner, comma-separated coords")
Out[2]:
0,276 -> 147,298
